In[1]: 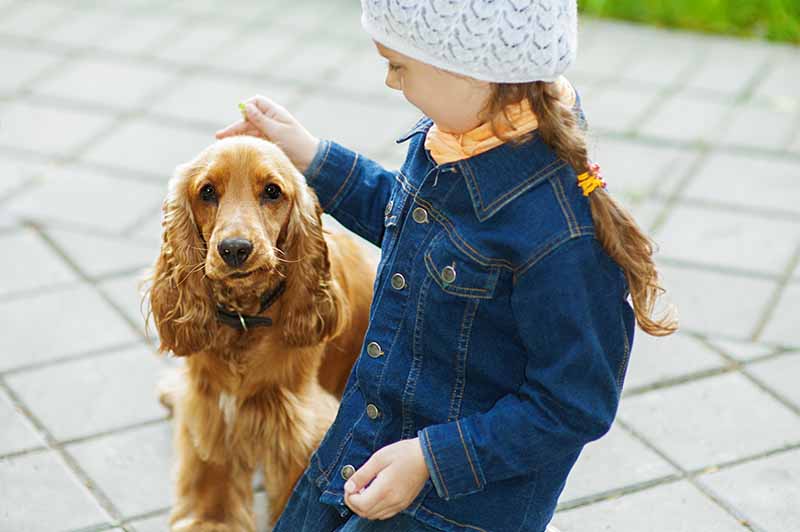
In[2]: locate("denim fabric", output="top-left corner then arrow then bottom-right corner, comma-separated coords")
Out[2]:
295,96 -> 635,532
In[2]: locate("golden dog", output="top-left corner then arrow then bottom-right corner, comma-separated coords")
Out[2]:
146,136 -> 375,530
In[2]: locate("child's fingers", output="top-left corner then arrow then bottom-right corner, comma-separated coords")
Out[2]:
215,120 -> 250,138
242,103 -> 276,138
247,94 -> 290,121
344,472 -> 391,517
344,452 -> 387,495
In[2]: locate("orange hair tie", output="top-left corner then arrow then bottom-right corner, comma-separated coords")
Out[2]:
577,162 -> 606,197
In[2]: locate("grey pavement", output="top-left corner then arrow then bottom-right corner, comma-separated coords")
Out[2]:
1,1 -> 799,531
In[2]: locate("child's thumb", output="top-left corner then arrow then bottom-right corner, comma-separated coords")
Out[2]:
244,103 -> 277,139
344,453 -> 387,494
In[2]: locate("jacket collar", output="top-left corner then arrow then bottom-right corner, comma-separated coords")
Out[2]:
397,116 -> 567,222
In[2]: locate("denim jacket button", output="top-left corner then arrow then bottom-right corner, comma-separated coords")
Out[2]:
390,273 -> 406,290
384,200 -> 393,216
441,264 -> 457,284
412,207 -> 428,224
366,341 -> 384,358
341,464 -> 356,480
366,403 -> 380,419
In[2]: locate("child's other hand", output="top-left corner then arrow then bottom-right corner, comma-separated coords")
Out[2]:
215,95 -> 319,173
343,437 -> 430,520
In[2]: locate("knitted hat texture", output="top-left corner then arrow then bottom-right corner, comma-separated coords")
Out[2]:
361,0 -> 578,83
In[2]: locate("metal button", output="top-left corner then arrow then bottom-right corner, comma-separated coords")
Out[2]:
412,207 -> 428,224
441,265 -> 457,284
390,273 -> 406,290
341,464 -> 356,480
366,341 -> 384,358
384,200 -> 393,216
366,403 -> 380,420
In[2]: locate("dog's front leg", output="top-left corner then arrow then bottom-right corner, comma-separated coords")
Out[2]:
170,422 -> 256,532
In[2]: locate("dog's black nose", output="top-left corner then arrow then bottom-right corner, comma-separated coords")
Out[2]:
218,238 -> 253,267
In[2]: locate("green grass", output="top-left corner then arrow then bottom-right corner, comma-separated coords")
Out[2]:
579,0 -> 800,44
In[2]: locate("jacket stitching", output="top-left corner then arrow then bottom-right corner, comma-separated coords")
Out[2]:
448,298 -> 480,422
401,273 -> 432,439
456,420 -> 482,489
307,140 -> 331,181
322,152 -> 359,212
418,507 -> 488,532
513,227 -> 595,282
424,431 -> 449,500
549,176 -> 578,236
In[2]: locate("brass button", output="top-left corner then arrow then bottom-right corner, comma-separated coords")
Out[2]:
390,273 -> 406,290
441,265 -> 457,284
412,207 -> 428,224
341,464 -> 356,480
384,200 -> 393,216
366,341 -> 384,358
366,403 -> 380,420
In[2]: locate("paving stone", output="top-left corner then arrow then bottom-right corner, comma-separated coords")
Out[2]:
99,272 -> 153,336
752,49 -> 800,110
97,13 -> 184,55
268,36 -> 358,86
719,103 -> 797,151
759,283 -> 800,348
329,41 -> 399,97
698,448 -> 800,531
148,73 -> 298,129
38,9 -> 127,49
586,137 -> 697,201
0,284 -> 139,372
704,338 -> 778,362
655,204 -> 800,276
0,389 -> 44,456
618,372 -> 800,471
6,346 -> 167,442
68,422 -> 173,518
747,352 -> 800,410
621,32 -> 700,86
79,117 -> 212,178
0,228 -> 77,297
551,481 -> 744,532
153,22 -> 237,67
580,84 -> 659,133
626,199 -> 667,233
0,99 -> 114,158
684,152 -> 800,214
657,264 -> 774,340
638,92 -> 733,144
293,94 -> 419,159
0,3 -> 73,38
571,19 -> 641,80
0,45 -> 63,96
0,450 -> 110,530
685,37 -> 771,97
206,30 -> 296,77
33,57 -> 175,111
46,228 -> 159,279
558,422 -> 677,503
5,164 -> 164,233
623,331 -> 726,391
0,156 -> 48,198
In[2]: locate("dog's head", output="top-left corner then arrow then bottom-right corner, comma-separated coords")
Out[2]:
146,136 -> 345,356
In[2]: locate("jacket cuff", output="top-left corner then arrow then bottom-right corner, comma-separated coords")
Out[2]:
302,139 -> 360,212
417,420 -> 485,500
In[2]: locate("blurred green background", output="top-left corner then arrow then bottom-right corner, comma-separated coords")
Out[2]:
580,0 -> 800,43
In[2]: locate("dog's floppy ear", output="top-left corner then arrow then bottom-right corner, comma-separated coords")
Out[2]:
278,177 -> 349,347
145,155 -> 216,356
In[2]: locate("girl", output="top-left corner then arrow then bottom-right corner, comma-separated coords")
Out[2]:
216,2 -> 677,531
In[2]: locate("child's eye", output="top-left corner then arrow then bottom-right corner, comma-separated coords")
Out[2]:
388,63 -> 402,72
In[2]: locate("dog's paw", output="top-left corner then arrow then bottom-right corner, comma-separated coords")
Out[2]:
171,518 -> 235,532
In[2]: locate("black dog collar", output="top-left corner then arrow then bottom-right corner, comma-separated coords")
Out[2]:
216,280 -> 287,331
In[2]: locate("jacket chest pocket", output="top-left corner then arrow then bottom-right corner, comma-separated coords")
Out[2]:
423,232 -> 500,300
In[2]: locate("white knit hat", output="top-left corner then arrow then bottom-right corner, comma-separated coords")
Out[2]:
360,0 -> 578,83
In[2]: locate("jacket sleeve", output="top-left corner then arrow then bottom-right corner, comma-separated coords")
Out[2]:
417,236 -> 633,500
303,139 -> 397,247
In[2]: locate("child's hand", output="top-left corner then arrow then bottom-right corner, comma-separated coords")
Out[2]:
343,437 -> 430,520
215,95 -> 320,173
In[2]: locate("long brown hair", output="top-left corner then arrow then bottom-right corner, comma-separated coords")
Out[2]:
484,81 -> 677,336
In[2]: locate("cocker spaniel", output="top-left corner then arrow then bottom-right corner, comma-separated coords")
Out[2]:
146,135 -> 376,531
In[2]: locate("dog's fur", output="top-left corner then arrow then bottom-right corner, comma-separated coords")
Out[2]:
146,136 -> 375,531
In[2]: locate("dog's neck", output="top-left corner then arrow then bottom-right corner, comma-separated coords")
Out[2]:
215,280 -> 287,332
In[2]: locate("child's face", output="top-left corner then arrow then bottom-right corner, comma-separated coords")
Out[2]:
375,42 -> 493,134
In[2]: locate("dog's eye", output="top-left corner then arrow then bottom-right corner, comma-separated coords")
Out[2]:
262,183 -> 282,202
200,184 -> 217,203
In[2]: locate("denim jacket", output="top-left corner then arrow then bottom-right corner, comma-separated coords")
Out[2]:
300,108 -> 635,532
